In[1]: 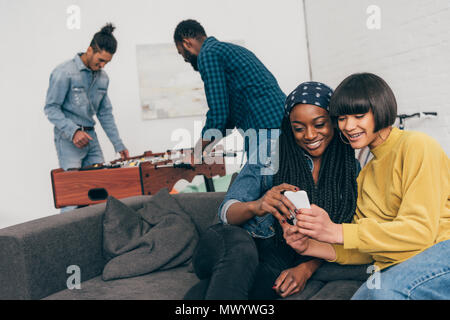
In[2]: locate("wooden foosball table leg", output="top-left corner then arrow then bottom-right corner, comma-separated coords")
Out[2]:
203,175 -> 215,192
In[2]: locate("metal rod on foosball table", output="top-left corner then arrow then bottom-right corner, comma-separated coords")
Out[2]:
207,150 -> 240,157
154,162 -> 195,170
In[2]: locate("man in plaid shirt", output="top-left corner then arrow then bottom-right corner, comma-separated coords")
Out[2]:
174,19 -> 285,162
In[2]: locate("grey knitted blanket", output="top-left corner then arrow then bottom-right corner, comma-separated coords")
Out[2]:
101,188 -> 199,281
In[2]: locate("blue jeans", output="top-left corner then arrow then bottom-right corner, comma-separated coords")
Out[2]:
54,128 -> 104,170
352,240 -> 450,300
54,128 -> 104,213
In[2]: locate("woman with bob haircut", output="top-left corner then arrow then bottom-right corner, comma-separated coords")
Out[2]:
284,72 -> 450,299
184,81 -> 362,300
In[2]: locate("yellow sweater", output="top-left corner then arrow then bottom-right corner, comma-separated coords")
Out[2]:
331,127 -> 450,270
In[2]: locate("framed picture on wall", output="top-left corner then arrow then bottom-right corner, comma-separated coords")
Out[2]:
136,42 -> 208,120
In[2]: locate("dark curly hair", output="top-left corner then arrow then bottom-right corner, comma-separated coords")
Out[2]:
90,23 -> 117,54
173,19 -> 207,43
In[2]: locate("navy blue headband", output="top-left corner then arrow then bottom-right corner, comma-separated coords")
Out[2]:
285,81 -> 333,116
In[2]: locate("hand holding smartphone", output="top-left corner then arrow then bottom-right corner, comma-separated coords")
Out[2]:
284,190 -> 310,225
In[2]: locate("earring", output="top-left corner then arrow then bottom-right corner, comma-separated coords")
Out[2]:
339,131 -> 350,144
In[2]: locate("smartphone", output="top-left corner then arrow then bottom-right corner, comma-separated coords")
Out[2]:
284,190 -> 311,225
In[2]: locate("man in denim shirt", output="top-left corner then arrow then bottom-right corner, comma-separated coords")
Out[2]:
45,23 -> 128,169
45,23 -> 128,211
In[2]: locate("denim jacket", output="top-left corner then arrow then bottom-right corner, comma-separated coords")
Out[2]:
44,53 -> 125,152
219,154 -> 361,239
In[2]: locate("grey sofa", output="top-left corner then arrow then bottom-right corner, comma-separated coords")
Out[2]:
0,192 -> 369,300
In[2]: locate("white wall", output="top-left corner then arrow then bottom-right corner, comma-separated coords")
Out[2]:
304,0 -> 450,154
0,0 -> 310,228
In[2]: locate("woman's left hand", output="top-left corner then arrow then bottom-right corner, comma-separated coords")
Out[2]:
273,264 -> 311,298
296,204 -> 343,244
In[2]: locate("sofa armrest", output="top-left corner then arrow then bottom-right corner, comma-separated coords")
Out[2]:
0,203 -> 109,299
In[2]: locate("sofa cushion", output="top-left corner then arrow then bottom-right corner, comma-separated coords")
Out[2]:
310,262 -> 371,282
44,267 -> 362,300
102,190 -> 199,281
283,263 -> 369,300
283,280 -> 325,300
310,280 -> 364,300
44,265 -> 199,300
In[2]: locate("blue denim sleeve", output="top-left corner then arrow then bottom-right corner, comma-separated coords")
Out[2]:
218,162 -> 270,223
96,83 -> 126,153
44,68 -> 79,141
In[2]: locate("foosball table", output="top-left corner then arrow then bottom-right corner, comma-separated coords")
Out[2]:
50,149 -> 234,208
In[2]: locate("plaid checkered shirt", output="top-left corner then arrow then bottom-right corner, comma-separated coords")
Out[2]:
198,37 -> 286,138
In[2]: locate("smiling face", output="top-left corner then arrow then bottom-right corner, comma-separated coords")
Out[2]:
337,109 -> 391,149
289,104 -> 334,159
84,47 -> 113,71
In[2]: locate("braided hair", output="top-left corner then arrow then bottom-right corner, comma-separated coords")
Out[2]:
272,116 -> 358,243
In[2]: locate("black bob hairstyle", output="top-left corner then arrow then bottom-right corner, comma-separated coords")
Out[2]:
329,73 -> 397,132
90,23 -> 117,54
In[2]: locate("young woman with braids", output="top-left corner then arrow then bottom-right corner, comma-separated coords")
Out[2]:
184,82 -> 360,300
